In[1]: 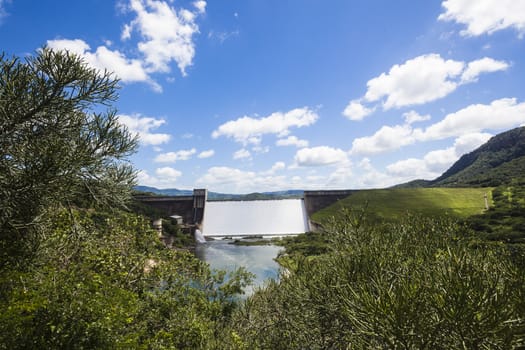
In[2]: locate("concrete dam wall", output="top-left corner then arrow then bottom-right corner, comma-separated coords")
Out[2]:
202,199 -> 309,237
135,189 -> 353,236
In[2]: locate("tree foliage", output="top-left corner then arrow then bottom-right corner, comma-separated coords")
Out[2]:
0,48 -> 137,262
0,208 -> 252,349
228,210 -> 525,349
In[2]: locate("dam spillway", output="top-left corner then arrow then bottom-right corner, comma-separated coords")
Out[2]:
202,199 -> 309,237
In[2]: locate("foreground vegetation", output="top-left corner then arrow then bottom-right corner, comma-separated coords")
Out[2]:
229,211 -> 525,349
0,208 -> 252,349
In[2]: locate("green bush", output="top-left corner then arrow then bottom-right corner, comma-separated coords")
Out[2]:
229,210 -> 525,349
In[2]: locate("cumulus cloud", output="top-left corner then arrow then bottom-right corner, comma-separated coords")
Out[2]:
460,57 -> 510,83
403,110 -> 431,124
154,148 -> 197,163
124,0 -> 204,76
269,161 -> 286,173
47,39 -> 160,90
343,54 -> 508,119
276,136 -> 309,148
233,148 -> 251,160
293,146 -> 349,167
196,166 -> 297,193
198,149 -> 215,158
342,99 -> 376,121
350,124 -> 418,155
212,107 -> 319,145
422,98 -> 525,140
193,0 -> 206,14
47,0 -> 205,91
387,132 -> 493,179
117,113 -> 171,145
138,167 -> 182,188
350,97 -> 524,156
439,0 -> 525,37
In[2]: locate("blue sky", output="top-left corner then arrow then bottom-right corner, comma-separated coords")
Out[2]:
1,0 -> 525,193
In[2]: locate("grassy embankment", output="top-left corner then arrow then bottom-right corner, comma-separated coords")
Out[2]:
311,187 -> 492,224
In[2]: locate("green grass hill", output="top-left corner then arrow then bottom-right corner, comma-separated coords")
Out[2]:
311,187 -> 491,223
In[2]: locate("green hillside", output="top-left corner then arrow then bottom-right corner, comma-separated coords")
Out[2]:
433,126 -> 525,187
311,187 -> 491,223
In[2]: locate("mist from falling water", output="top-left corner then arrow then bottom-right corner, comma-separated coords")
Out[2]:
201,199 -> 309,237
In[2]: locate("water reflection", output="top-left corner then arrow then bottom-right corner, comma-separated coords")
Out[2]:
195,240 -> 282,296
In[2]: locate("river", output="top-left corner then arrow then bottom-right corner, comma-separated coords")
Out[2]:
195,239 -> 282,296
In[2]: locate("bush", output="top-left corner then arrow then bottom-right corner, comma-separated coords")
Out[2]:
229,210 -> 525,349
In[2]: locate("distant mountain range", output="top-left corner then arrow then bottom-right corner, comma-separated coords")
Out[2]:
134,185 -> 304,200
397,126 -> 525,188
136,126 -> 525,197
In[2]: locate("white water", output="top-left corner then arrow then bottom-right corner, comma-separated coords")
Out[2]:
202,199 -> 309,237
194,229 -> 206,243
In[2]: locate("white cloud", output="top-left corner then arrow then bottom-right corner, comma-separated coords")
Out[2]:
439,0 -> 525,37
196,166 -> 256,192
349,98 -> 524,157
196,166 -> 299,193
386,158 -> 434,179
403,110 -> 431,124
212,107 -> 319,145
342,99 -> 375,120
270,161 -> 286,173
327,163 -> 353,187
261,161 -> 287,176
344,54 -> 509,119
365,54 -> 464,109
350,124 -> 418,155
355,158 -> 400,188
48,0 -> 205,91
233,148 -> 251,160
125,0 -> 204,76
460,57 -> 510,83
198,149 -> 215,158
138,167 -> 182,188
453,132 -> 493,155
154,148 -> 196,163
47,39 -> 160,91
117,113 -> 171,145
276,136 -> 309,148
193,0 -> 206,14
422,98 -> 525,140
387,132 -> 493,179
293,146 -> 348,167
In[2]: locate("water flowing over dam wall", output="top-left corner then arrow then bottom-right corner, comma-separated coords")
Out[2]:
135,189 -> 354,236
202,199 -> 309,237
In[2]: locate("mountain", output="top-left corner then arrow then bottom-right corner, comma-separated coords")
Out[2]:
396,126 -> 525,188
134,186 -> 193,196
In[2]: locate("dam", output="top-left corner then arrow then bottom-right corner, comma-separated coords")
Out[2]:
135,189 -> 353,237
202,199 -> 309,237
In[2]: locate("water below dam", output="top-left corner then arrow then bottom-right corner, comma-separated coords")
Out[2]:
201,199 -> 309,237
195,240 -> 282,296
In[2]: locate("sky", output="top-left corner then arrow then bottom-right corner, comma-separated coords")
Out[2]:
1,0 -> 525,193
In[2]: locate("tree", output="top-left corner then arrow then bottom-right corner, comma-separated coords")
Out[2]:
0,48 -> 137,262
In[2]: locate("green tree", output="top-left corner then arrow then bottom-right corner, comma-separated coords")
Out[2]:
0,48 -> 137,262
